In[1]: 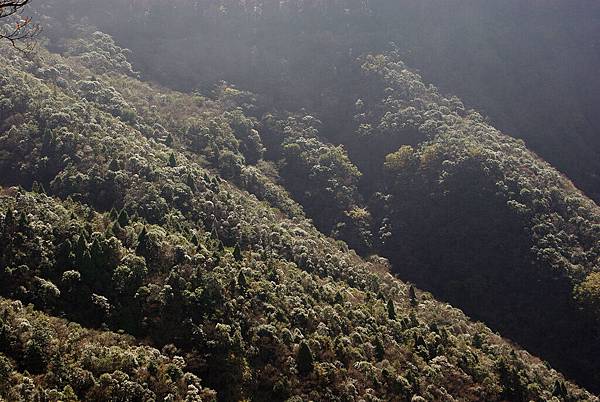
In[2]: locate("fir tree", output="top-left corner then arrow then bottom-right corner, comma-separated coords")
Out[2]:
74,234 -> 87,259
117,210 -> 129,227
3,209 -> 14,229
165,133 -> 174,146
387,299 -> 396,320
211,220 -> 219,240
168,152 -> 177,167
238,270 -> 247,290
18,211 -> 28,229
186,173 -> 197,192
112,221 -> 123,236
109,207 -> 118,221
374,337 -> 385,361
297,341 -> 314,375
409,285 -> 417,306
137,226 -> 148,252
233,243 -> 242,261
553,380 -> 567,398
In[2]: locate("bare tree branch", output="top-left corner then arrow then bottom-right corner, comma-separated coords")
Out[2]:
0,0 -> 39,53
0,0 -> 30,18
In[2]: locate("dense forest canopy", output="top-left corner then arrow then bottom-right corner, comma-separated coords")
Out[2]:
32,0 -> 600,202
0,1 -> 599,400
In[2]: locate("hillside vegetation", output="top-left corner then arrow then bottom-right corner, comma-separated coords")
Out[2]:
0,30 -> 598,401
35,0 -> 600,202
44,13 -> 600,390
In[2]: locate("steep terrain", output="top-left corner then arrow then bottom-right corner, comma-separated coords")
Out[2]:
0,32 -> 598,401
33,0 -> 600,202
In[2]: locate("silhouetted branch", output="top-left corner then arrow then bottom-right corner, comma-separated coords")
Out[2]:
0,0 -> 30,18
0,0 -> 39,53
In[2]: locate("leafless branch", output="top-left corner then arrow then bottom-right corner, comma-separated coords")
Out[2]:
0,1 -> 30,18
0,0 -> 39,53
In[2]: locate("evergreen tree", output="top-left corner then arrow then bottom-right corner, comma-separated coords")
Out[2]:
374,336 -> 385,361
117,209 -> 129,227
211,220 -> 219,238
109,207 -> 118,221
553,380 -> 568,398
186,173 -> 197,192
387,299 -> 396,320
111,221 -> 123,236
165,133 -> 174,146
168,152 -> 177,167
74,234 -> 87,259
233,243 -> 242,261
3,209 -> 14,230
18,211 -> 28,228
238,270 -> 247,290
297,341 -> 314,376
409,285 -> 417,306
137,226 -> 148,253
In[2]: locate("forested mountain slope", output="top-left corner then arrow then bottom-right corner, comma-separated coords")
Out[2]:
33,0 -> 600,202
0,32 -> 598,401
45,16 -> 600,391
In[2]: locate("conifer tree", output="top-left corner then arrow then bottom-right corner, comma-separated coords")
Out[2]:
109,207 -> 118,221
211,220 -> 219,240
191,233 -> 199,246
168,152 -> 177,167
233,243 -> 242,261
553,380 -> 568,398
374,337 -> 385,361
186,173 -> 197,192
111,220 -> 122,235
409,285 -> 417,306
238,270 -> 247,290
18,211 -> 27,228
137,226 -> 148,252
3,209 -> 14,230
117,210 -> 129,227
387,299 -> 396,320
297,341 -> 314,375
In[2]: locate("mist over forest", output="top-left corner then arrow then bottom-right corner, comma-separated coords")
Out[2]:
0,1 -> 600,401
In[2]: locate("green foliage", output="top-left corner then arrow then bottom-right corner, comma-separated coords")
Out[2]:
0,299 -> 216,401
575,272 -> 600,321
0,21 -> 597,401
